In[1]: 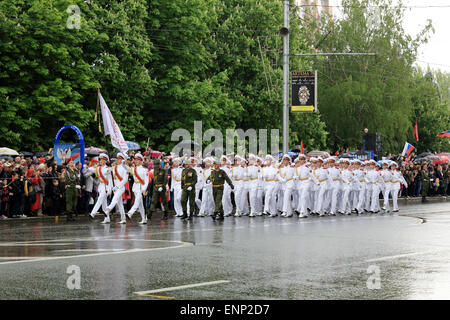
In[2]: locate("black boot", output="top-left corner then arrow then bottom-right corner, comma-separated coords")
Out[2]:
187,212 -> 194,220
147,211 -> 153,220
161,211 -> 168,220
181,211 -> 188,220
211,212 -> 217,220
217,213 -> 224,221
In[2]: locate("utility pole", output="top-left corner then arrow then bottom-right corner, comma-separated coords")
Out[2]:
282,0 -> 290,154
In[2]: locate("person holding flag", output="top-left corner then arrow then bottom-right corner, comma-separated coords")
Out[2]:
401,142 -> 415,158
126,154 -> 149,224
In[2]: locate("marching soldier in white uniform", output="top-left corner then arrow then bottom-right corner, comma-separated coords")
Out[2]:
126,153 -> 149,224
89,153 -> 113,220
261,155 -> 278,217
220,155 -> 233,216
199,157 -> 214,217
192,157 -> 204,216
389,162 -> 408,212
294,154 -> 311,218
312,157 -> 329,216
277,155 -> 295,218
247,154 -> 260,217
380,161 -> 393,213
231,155 -> 245,217
170,158 -> 184,217
327,158 -> 341,216
339,159 -> 353,215
104,153 -> 130,224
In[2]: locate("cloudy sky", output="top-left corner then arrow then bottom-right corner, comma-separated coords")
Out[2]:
328,0 -> 450,72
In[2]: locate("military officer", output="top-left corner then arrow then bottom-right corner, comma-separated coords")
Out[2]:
104,153 -> 130,224
126,153 -> 149,224
181,158 -> 198,220
147,159 -> 169,220
206,158 -> 234,220
65,160 -> 80,221
421,162 -> 430,202
89,153 -> 113,220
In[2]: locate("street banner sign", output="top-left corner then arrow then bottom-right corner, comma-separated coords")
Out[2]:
291,70 -> 317,113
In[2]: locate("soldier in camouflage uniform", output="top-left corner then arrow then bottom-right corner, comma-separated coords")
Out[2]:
206,158 -> 234,221
148,160 -> 169,220
420,162 -> 429,203
65,160 -> 80,221
180,159 -> 198,220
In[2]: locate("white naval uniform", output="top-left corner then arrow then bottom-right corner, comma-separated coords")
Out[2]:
231,165 -> 244,215
313,167 -> 329,215
327,166 -> 342,215
90,165 -> 113,216
199,167 -> 214,216
380,169 -> 393,212
340,169 -> 353,214
295,165 -> 317,216
256,166 -> 265,215
261,166 -> 278,215
171,167 -> 183,217
247,165 -> 260,216
240,166 -> 250,215
106,164 -> 130,221
192,165 -> 204,214
128,165 -> 149,222
390,171 -> 408,211
221,165 -> 233,216
354,169 -> 366,213
278,165 -> 295,216
366,169 -> 382,212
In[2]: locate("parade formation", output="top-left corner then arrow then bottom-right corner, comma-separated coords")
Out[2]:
86,152 -> 409,225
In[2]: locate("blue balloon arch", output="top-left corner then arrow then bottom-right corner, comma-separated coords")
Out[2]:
54,125 -> 85,170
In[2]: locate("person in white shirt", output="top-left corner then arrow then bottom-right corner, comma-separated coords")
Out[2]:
170,158 -> 184,217
380,161 -> 393,213
389,162 -> 408,212
89,153 -> 113,220
199,157 -> 214,217
126,153 -> 149,224
255,157 -> 265,215
278,155 -> 295,218
339,159 -> 353,215
247,154 -> 260,217
261,155 -> 278,217
220,155 -> 234,217
104,153 -> 130,224
231,155 -> 245,217
312,157 -> 329,216
354,160 -> 367,214
295,155 -> 318,218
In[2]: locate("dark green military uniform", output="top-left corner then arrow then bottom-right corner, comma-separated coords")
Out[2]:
181,166 -> 197,219
149,163 -> 169,220
65,168 -> 79,220
421,167 -> 429,201
207,167 -> 234,220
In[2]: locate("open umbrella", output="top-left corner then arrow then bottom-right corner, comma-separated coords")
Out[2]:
34,151 -> 50,157
85,146 -> 107,157
425,155 -> 441,161
307,150 -> 330,158
413,158 -> 432,164
417,152 -> 433,158
19,151 -> 34,157
0,147 -> 19,156
125,141 -> 141,150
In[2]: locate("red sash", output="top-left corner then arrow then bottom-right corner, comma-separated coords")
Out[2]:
96,167 -> 109,185
134,167 -> 145,185
114,166 -> 123,181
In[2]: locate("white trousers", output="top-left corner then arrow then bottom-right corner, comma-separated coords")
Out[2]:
382,187 -> 391,211
173,187 -> 183,216
129,190 -> 146,221
296,185 -> 309,214
370,185 -> 381,212
263,183 -> 277,214
390,188 -> 400,211
91,190 -> 108,215
200,185 -> 214,215
222,184 -> 233,215
107,187 -> 125,220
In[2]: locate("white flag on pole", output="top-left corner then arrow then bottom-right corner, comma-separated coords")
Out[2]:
99,92 -> 129,154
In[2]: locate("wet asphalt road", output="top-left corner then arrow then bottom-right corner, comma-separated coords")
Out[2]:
0,199 -> 449,300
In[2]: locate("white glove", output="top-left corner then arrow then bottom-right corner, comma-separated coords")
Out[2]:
158,187 -> 163,192
187,186 -> 192,191
75,185 -> 81,189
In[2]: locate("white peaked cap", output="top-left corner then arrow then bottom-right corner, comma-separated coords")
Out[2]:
135,153 -> 144,161
99,153 -> 109,161
117,153 -> 128,160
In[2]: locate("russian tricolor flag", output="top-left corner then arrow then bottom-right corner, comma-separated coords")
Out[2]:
401,142 -> 415,157
436,130 -> 450,138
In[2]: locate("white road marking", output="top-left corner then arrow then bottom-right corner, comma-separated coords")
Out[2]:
0,240 -> 193,266
365,250 -> 444,263
134,280 -> 230,295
